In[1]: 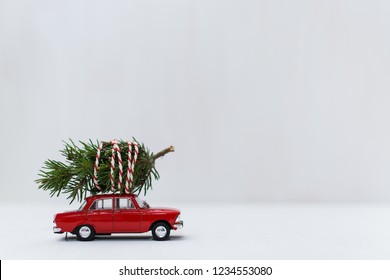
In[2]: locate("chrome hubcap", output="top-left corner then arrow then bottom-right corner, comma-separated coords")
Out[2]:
79,226 -> 91,238
155,226 -> 167,238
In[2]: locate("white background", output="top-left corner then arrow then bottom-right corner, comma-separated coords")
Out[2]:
1,0 -> 390,260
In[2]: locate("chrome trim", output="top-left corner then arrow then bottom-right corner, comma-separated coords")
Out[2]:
53,227 -> 62,233
174,220 -> 183,229
79,226 -> 92,238
155,225 -> 168,238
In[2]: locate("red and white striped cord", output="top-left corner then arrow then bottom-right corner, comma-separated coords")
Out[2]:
94,140 -> 139,193
93,141 -> 104,190
125,142 -> 139,194
109,140 -> 123,191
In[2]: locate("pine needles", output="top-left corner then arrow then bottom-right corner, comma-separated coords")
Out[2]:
36,139 -> 174,203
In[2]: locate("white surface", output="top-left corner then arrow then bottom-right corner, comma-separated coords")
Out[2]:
1,202 -> 390,259
2,0 -> 390,204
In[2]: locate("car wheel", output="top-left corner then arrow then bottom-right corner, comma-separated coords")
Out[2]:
76,225 -> 95,241
152,222 -> 170,241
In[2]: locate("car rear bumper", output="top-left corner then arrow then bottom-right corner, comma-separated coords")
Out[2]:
53,227 -> 63,233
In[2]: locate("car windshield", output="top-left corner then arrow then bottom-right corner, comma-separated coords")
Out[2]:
78,201 -> 87,211
135,197 -> 150,209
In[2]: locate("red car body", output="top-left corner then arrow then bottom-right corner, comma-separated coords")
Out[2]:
53,194 -> 183,241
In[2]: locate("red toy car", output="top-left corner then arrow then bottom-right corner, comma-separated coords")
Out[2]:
53,194 -> 183,241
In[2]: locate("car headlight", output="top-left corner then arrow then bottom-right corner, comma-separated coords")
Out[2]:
174,215 -> 183,229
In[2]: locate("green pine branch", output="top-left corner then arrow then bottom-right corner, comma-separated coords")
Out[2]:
36,139 -> 174,203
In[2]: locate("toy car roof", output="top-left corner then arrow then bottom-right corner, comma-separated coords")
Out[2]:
85,193 -> 138,200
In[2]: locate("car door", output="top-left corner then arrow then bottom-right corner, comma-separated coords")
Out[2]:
86,198 -> 113,233
113,197 -> 141,232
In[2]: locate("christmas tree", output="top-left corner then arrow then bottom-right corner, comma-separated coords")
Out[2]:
36,139 -> 174,203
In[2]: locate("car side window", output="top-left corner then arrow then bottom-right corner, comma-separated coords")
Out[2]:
115,198 -> 134,209
89,198 -> 113,210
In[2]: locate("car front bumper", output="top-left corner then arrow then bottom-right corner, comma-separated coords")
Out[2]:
174,220 -> 183,230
